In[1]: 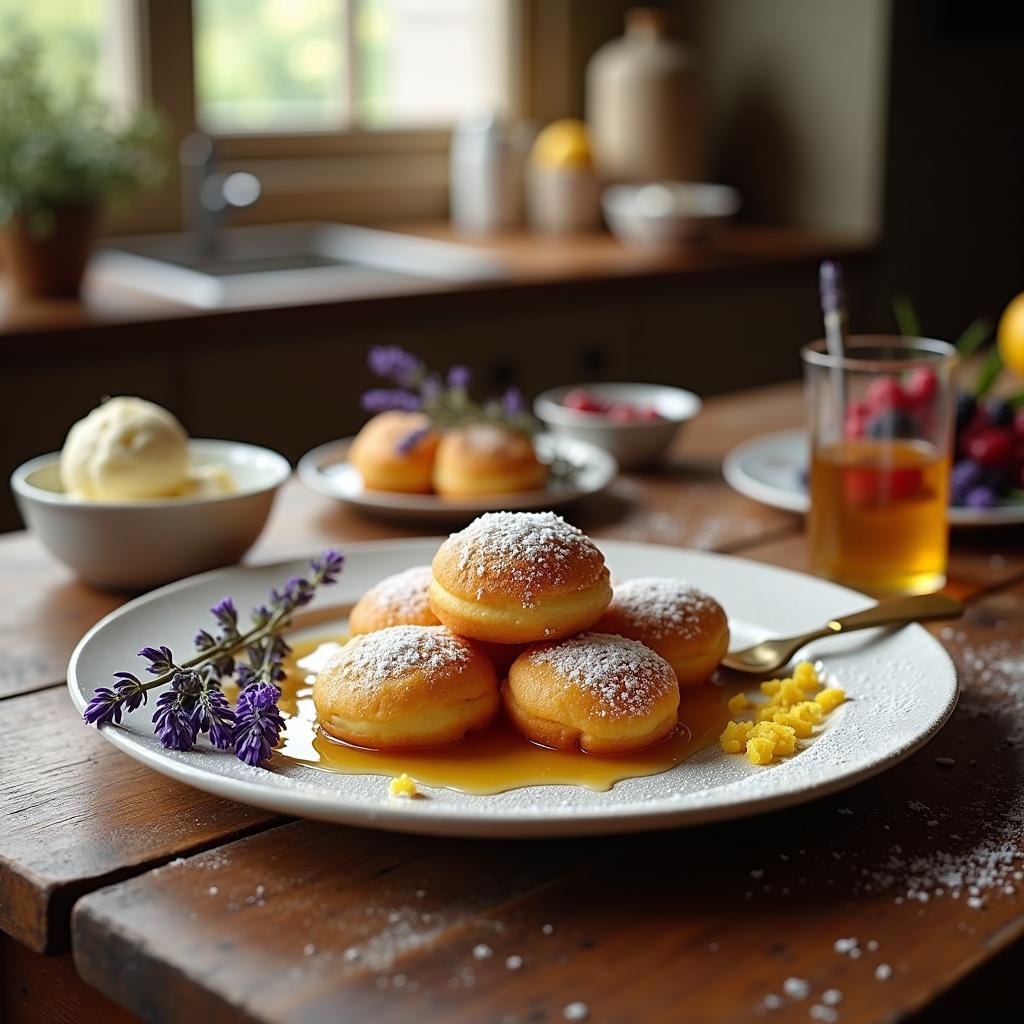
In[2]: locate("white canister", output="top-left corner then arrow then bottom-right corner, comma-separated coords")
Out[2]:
449,117 -> 523,235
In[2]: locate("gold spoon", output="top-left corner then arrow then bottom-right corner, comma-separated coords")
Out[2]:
721,592 -> 964,675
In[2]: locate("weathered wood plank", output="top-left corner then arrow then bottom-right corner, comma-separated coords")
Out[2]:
0,932 -> 139,1024
0,688 -> 281,953
0,534 -> 123,700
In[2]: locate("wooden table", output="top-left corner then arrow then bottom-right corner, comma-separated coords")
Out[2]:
2,381 -> 1022,1024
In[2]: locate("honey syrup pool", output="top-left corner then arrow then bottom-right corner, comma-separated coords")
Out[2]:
271,635 -> 732,795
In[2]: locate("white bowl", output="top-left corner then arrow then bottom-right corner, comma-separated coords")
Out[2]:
10,439 -> 291,590
534,383 -> 701,469
601,182 -> 741,248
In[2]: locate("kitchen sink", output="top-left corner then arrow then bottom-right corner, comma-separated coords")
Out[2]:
91,222 -> 506,309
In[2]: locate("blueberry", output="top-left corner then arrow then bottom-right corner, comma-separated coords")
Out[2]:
951,458 -> 985,500
986,398 -> 1013,428
866,409 -> 917,439
955,393 -> 977,435
964,484 -> 997,509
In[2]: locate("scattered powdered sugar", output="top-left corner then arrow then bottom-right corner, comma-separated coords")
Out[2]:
853,634 -> 1024,904
332,626 -> 469,691
782,977 -> 810,1000
605,577 -> 720,640
444,511 -> 603,606
529,633 -> 676,718
563,1002 -> 589,1021
360,566 -> 434,626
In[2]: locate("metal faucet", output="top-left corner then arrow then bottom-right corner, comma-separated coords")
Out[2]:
179,133 -> 261,258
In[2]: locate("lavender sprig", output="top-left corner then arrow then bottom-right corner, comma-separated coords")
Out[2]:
362,345 -> 541,447
233,682 -> 286,767
83,550 -> 344,768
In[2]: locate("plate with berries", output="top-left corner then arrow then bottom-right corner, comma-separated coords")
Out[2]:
724,391 -> 1024,529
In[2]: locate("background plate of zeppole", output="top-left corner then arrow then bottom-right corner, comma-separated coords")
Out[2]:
67,538 -> 957,839
297,434 -> 617,523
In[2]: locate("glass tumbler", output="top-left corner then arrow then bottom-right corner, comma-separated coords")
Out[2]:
802,336 -> 958,596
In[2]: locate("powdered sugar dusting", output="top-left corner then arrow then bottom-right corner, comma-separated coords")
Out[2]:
529,632 -> 676,718
330,626 -> 469,692
605,577 -> 720,640
359,566 -> 434,626
443,512 -> 604,606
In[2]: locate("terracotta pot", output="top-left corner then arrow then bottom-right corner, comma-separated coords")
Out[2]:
0,205 -> 99,298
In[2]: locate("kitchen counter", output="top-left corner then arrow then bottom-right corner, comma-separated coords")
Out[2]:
0,224 -> 870,353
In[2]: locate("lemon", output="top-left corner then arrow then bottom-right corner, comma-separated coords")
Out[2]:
997,291 -> 1024,377
530,119 -> 592,170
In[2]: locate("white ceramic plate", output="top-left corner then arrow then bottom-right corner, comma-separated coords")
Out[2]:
67,539 -> 957,838
723,428 -> 1024,528
297,434 -> 617,523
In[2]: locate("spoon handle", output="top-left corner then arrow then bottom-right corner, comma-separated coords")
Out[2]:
827,593 -> 964,634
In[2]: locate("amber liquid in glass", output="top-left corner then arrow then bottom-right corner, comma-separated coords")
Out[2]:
809,438 -> 949,595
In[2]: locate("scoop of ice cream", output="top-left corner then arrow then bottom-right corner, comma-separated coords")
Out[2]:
60,397 -> 189,500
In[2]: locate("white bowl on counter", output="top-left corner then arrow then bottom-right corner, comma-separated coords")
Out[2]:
534,383 -> 702,469
602,182 -> 741,248
11,439 -> 291,590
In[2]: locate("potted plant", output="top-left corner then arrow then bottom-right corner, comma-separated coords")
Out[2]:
0,39 -> 164,298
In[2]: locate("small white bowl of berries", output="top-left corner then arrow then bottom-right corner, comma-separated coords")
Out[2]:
534,382 -> 702,469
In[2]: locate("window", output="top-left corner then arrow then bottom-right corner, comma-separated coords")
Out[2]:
193,0 -> 514,135
4,0 -> 531,230
0,0 -> 106,100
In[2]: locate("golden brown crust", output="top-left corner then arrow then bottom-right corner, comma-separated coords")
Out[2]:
348,412 -> 439,494
595,578 -> 730,687
349,566 -> 440,635
432,424 -> 548,496
475,641 -> 528,678
503,632 -> 680,755
312,625 -> 499,749
429,511 -> 612,643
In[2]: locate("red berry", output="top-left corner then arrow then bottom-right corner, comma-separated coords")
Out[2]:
563,389 -> 605,414
1014,406 -> 1024,437
607,405 -> 638,422
966,427 -> 1015,467
866,376 -> 912,412
844,409 -> 868,439
843,465 -> 923,505
904,367 -> 938,405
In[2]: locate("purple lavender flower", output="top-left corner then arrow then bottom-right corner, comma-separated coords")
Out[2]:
211,597 -> 238,631
233,682 -> 285,766
396,427 -> 430,454
361,388 -> 422,413
194,628 -> 216,651
193,682 -> 236,750
501,387 -> 525,416
312,549 -> 344,584
367,345 -> 423,387
83,687 -> 122,725
138,645 -> 175,675
152,671 -> 203,750
83,671 -> 148,725
447,365 -> 471,389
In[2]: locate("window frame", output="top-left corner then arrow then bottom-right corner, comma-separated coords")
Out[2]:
105,0 -> 594,233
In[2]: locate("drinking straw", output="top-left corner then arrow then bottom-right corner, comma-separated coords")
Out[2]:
819,260 -> 847,422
